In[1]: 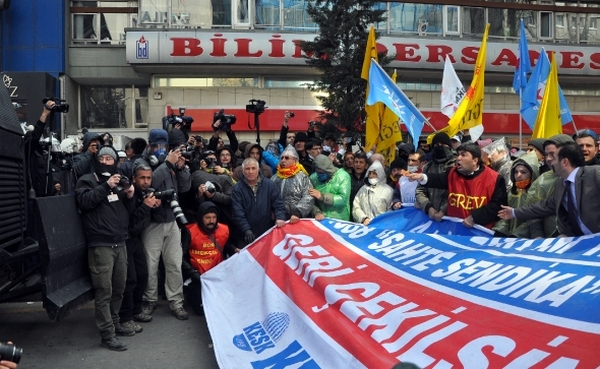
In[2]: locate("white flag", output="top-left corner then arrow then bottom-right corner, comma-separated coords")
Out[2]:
441,55 -> 484,140
441,55 -> 465,118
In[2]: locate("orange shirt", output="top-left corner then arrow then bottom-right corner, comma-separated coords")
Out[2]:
186,223 -> 229,274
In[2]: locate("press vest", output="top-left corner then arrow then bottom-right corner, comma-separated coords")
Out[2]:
186,223 -> 229,274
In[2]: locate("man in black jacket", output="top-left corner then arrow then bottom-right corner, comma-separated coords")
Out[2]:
118,163 -> 159,334
231,158 -> 286,250
76,145 -> 135,351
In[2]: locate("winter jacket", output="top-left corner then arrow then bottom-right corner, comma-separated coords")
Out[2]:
76,173 -> 134,246
232,144 -> 272,181
72,132 -> 101,179
415,152 -> 456,215
134,154 -> 192,224
352,161 -> 393,223
520,170 -> 560,238
271,170 -> 314,219
231,174 -> 286,239
493,152 -> 540,237
310,155 -> 351,221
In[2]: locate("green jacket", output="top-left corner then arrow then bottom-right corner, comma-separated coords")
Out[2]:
493,152 -> 540,237
310,155 -> 351,221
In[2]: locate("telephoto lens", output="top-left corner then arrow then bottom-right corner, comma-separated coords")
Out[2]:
0,342 -> 23,364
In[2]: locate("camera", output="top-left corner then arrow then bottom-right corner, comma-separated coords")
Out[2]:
0,342 -> 23,364
204,157 -> 217,170
181,151 -> 193,160
163,108 -> 194,133
289,112 -> 295,118
118,175 -> 131,189
205,181 -> 216,194
42,97 -> 69,113
213,109 -> 237,132
152,189 -> 188,226
246,99 -> 267,114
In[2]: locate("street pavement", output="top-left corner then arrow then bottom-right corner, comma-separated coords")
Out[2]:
0,300 -> 219,369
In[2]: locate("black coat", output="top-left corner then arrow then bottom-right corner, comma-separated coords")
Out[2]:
76,173 -> 135,246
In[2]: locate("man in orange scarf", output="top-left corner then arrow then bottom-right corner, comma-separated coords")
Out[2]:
271,146 -> 314,224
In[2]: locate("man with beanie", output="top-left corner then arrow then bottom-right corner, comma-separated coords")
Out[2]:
182,201 -> 232,315
271,146 -> 314,223
294,132 -> 314,175
508,134 -> 574,237
415,132 -> 457,222
310,154 -> 352,221
76,145 -> 136,351
388,157 -> 407,188
527,138 -> 550,174
390,158 -> 418,209
135,128 -> 192,321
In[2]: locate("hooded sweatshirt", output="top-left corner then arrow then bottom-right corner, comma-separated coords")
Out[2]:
309,155 -> 351,220
72,132 -> 102,178
352,161 -> 393,223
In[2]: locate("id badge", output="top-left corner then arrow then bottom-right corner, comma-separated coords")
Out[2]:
107,194 -> 119,202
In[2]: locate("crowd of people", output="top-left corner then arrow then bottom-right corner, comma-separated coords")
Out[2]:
27,102 -> 600,353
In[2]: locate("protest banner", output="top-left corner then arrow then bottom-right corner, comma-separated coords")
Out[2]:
202,209 -> 600,368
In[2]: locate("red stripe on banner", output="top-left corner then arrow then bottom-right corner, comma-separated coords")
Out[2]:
247,221 -> 599,368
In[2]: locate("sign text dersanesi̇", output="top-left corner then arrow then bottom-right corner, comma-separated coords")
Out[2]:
126,31 -> 600,75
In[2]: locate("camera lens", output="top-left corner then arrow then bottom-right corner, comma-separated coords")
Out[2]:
0,342 -> 23,364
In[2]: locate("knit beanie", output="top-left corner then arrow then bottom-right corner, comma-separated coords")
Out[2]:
97,146 -> 118,162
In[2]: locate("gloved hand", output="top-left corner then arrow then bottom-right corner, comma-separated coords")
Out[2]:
244,230 -> 255,244
191,272 -> 201,284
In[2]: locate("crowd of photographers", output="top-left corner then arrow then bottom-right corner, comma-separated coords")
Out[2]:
22,100 -> 600,354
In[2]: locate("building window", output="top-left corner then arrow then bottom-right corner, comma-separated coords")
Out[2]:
444,5 -> 460,35
80,86 -> 147,129
153,77 -> 259,87
71,1 -> 137,44
539,11 -> 553,38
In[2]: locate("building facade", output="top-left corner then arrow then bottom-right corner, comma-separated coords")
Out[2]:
2,1 -> 600,145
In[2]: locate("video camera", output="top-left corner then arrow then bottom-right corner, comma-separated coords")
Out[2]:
42,97 -> 69,113
213,109 -> 237,132
163,107 -> 194,133
246,99 -> 266,114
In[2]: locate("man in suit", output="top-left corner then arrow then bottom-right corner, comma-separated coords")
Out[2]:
498,141 -> 600,236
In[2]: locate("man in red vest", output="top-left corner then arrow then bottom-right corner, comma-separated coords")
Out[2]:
182,201 -> 232,315
407,142 -> 507,229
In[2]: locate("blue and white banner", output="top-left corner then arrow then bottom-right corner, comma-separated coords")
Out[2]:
202,209 -> 600,368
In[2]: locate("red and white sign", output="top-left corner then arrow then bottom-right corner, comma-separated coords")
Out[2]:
201,219 -> 600,368
127,31 -> 600,75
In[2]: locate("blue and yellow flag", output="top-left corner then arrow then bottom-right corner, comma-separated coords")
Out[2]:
531,52 -> 562,139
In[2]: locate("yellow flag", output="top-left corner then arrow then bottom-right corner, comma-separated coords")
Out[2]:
531,52 -> 562,139
376,71 -> 402,166
361,26 -> 385,151
441,24 -> 490,140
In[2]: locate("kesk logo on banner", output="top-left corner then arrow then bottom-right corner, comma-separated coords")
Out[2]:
202,209 -> 600,368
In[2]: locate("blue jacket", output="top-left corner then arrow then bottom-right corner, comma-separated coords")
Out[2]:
231,174 -> 286,238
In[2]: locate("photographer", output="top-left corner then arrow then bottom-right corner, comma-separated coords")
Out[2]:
277,111 -> 316,149
207,119 -> 239,155
76,146 -> 136,351
117,164 -> 158,333
134,128 -> 191,321
72,131 -> 102,179
25,101 -> 58,197
186,134 -> 204,173
119,137 -> 147,179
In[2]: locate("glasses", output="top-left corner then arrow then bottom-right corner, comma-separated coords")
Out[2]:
574,129 -> 598,140
220,152 -> 231,157
281,156 -> 293,160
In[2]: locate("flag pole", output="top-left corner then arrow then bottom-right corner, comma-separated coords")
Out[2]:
519,89 -> 523,148
571,119 -> 578,132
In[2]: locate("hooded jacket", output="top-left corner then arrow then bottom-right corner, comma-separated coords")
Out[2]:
232,143 -> 272,181
271,162 -> 314,219
490,153 -> 513,191
72,132 -> 101,178
181,202 -> 231,280
493,152 -> 540,237
309,155 -> 351,221
352,161 -> 393,223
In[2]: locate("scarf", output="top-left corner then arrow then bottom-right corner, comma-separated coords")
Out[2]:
515,179 -> 531,190
276,163 -> 308,179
